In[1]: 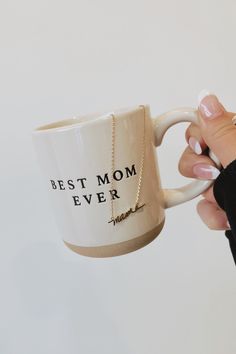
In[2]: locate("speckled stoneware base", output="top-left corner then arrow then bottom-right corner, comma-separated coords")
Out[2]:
64,218 -> 165,258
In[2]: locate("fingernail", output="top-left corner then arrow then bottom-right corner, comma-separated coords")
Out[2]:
193,163 -> 220,179
198,89 -> 213,103
232,115 -> 236,125
188,137 -> 202,155
198,89 -> 224,119
226,220 -> 231,229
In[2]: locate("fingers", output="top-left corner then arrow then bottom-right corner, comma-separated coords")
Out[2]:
196,199 -> 230,231
197,92 -> 236,168
185,123 -> 208,152
179,121 -> 222,180
179,96 -> 234,232
178,145 -> 217,178
201,186 -> 217,204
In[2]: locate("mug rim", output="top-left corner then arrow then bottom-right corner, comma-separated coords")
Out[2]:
32,103 -> 150,134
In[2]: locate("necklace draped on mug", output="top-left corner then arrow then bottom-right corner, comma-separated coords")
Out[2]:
108,105 -> 146,226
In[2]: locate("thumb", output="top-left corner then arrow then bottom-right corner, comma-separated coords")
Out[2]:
197,90 -> 236,168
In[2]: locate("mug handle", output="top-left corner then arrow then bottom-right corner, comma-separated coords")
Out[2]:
152,107 -> 221,209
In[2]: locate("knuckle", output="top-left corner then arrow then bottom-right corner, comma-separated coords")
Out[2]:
178,157 -> 183,173
178,152 -> 188,175
185,127 -> 191,143
185,123 -> 195,143
185,123 -> 202,144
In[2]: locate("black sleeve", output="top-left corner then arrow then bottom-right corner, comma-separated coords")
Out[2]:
213,158 -> 236,265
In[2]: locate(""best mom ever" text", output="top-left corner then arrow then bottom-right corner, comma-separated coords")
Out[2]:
49,164 -> 137,207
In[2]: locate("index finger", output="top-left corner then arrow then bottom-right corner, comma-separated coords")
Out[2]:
185,123 -> 208,152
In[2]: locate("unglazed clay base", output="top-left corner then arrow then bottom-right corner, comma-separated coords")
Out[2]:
64,218 -> 165,258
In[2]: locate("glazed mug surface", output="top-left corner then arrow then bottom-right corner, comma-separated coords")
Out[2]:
32,104 -> 220,257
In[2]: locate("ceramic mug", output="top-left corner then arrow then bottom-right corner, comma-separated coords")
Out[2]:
32,104 -> 220,257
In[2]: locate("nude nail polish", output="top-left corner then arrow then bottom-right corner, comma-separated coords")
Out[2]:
198,89 -> 224,119
193,163 -> 220,179
188,137 -> 202,155
226,221 -> 231,229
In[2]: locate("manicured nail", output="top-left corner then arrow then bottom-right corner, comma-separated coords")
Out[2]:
188,137 -> 202,155
226,220 -> 231,229
198,89 -> 224,119
193,163 -> 220,179
232,115 -> 236,125
198,89 -> 213,103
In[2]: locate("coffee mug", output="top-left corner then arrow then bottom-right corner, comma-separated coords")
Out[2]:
32,104 -> 220,257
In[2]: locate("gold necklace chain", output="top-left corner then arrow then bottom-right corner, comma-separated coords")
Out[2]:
108,105 -> 146,225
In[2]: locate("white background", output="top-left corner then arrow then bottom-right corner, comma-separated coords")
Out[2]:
1,0 -> 236,353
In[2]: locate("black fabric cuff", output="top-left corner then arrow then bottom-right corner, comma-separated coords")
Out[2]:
213,158 -> 236,211
225,230 -> 236,265
213,158 -> 236,266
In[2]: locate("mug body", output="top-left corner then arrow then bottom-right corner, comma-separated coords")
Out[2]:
32,104 -> 165,257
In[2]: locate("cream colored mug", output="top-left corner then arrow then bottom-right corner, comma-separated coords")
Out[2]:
32,104 -> 220,257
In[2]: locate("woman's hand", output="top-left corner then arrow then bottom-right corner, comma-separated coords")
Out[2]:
178,90 -> 236,230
